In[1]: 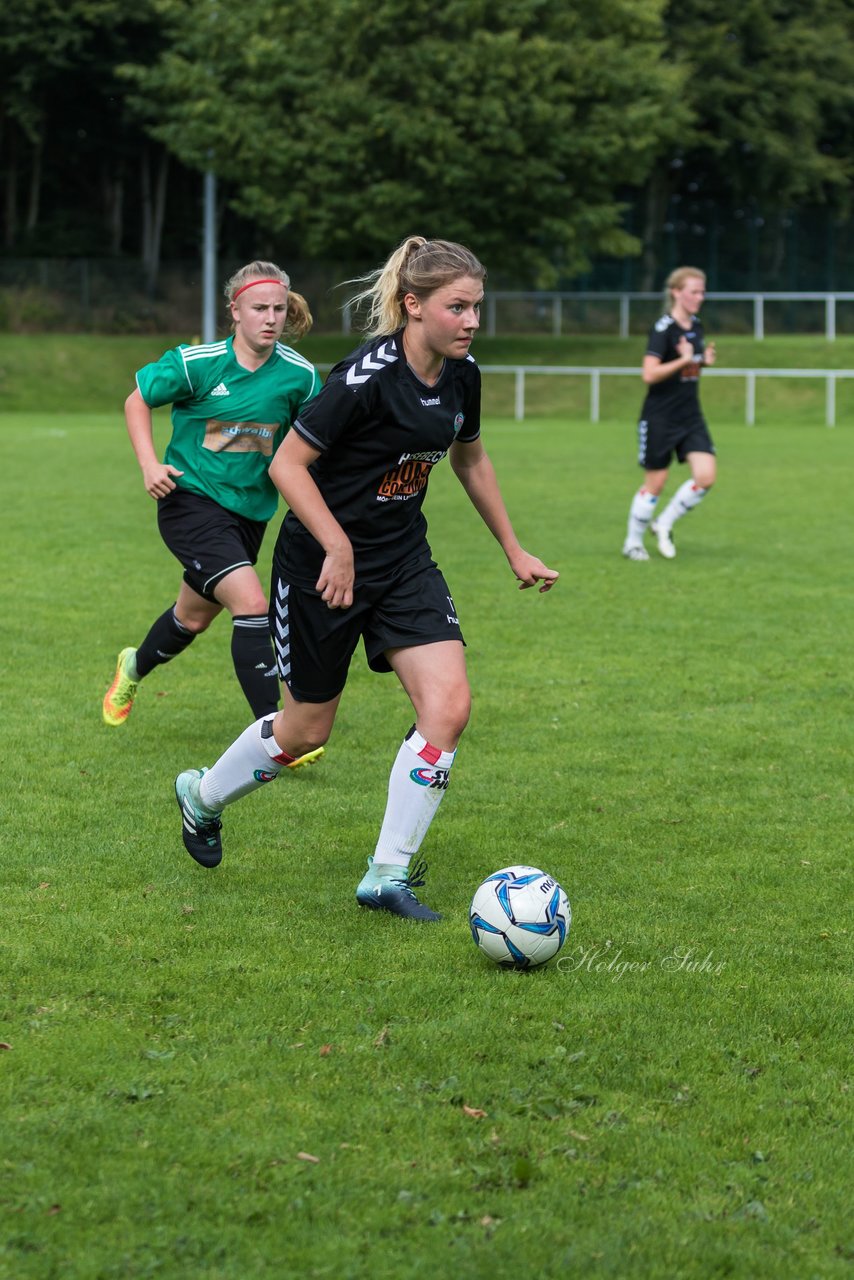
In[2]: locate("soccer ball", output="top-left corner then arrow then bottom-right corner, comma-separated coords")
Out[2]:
469,865 -> 571,969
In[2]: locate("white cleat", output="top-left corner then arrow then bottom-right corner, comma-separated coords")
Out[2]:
622,540 -> 649,561
650,520 -> 676,559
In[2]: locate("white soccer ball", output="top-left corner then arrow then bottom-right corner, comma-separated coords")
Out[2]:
469,865 -> 571,969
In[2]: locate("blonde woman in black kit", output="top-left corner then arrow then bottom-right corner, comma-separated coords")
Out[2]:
174,236 -> 558,921
622,267 -> 717,561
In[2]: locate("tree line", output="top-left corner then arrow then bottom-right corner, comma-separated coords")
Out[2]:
2,0 -> 852,292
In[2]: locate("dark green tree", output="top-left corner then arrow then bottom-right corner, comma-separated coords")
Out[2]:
636,0 -> 854,286
121,0 -> 685,282
2,1 -> 127,249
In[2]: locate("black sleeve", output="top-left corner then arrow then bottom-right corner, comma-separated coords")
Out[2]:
457,362 -> 481,443
645,321 -> 673,362
292,374 -> 370,453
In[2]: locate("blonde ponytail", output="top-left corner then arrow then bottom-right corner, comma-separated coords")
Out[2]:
348,237 -> 486,337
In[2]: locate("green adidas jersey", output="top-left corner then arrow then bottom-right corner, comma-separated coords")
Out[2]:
135,336 -> 321,522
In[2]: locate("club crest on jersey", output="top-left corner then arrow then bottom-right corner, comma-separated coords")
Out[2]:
453,412 -> 465,435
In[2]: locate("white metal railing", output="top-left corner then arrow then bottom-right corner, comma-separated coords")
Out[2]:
341,292 -> 854,341
482,293 -> 854,342
476,366 -> 854,425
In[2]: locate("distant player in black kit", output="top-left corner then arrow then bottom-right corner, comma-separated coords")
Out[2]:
174,236 -> 559,920
622,267 -> 717,561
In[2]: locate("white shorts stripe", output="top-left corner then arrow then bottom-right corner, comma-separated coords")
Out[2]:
274,581 -> 291,679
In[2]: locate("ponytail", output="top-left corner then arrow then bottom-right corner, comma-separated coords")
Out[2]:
348,236 -> 486,337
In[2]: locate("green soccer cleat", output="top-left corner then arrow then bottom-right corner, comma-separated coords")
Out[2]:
175,768 -> 223,868
102,647 -> 140,726
356,856 -> 442,922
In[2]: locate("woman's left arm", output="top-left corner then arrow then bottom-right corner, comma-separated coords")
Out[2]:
450,438 -> 559,592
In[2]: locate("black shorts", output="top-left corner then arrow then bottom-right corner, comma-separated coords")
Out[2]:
270,560 -> 465,703
637,416 -> 715,471
157,488 -> 267,602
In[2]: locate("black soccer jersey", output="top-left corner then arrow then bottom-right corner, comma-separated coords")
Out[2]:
274,329 -> 481,586
641,313 -> 707,422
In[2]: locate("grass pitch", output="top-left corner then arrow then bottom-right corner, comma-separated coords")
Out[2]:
1,376 -> 851,1277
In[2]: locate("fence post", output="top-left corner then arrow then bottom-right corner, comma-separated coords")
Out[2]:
619,294 -> 630,338
342,299 -> 352,335
590,369 -> 600,423
753,296 -> 764,341
746,372 -> 756,425
487,295 -> 497,338
514,369 -> 525,421
826,375 -> 836,427
80,259 -> 90,330
826,295 -> 836,342
552,296 -> 562,337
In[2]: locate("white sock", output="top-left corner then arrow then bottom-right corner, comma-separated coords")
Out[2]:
199,716 -> 290,809
374,727 -> 456,868
627,488 -> 658,543
657,480 -> 707,531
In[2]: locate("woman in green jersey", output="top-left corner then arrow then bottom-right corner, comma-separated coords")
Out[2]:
102,261 -> 321,726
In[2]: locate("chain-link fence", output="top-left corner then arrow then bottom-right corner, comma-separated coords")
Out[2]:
5,257 -> 854,338
0,259 -> 352,336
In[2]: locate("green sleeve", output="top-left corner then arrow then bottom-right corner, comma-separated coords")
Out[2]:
135,346 -> 194,408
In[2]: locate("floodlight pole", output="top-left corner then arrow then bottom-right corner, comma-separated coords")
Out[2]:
202,167 -> 217,342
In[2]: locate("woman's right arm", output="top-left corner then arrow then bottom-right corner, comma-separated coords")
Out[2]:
642,336 -> 696,385
269,431 -> 355,609
124,388 -> 184,499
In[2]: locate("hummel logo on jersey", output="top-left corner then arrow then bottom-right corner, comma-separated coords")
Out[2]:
211,382 -> 229,396
420,396 -> 440,406
346,340 -> 398,387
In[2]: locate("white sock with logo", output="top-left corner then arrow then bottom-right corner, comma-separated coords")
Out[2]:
198,717 -> 290,810
627,488 -> 658,543
374,726 -> 456,869
657,480 -> 708,532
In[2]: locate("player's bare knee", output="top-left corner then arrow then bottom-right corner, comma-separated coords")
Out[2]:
273,711 -> 332,758
175,613 -> 212,636
432,689 -> 471,745
231,594 -> 269,618
298,725 -> 331,755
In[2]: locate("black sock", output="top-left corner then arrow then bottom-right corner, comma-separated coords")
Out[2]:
232,615 -> 279,717
135,606 -> 196,678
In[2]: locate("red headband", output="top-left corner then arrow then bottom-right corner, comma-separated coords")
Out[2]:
232,278 -> 288,301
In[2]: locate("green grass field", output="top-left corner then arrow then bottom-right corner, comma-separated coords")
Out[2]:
3,332 -> 854,422
1,336 -> 851,1278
